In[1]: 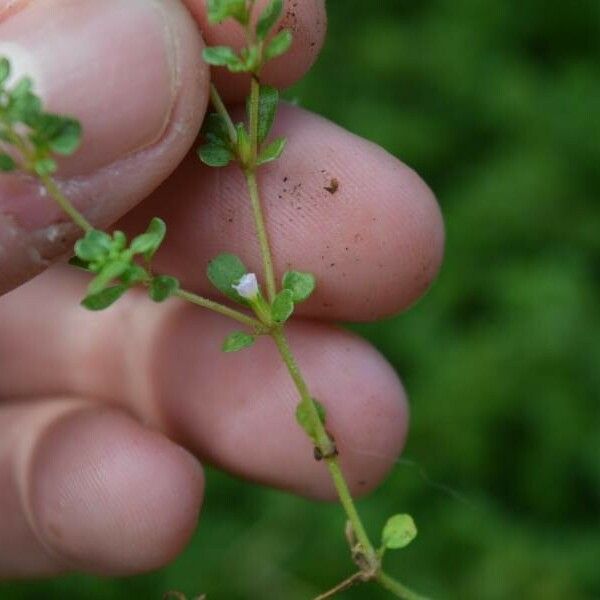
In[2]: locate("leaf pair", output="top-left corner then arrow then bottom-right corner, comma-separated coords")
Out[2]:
206,0 -> 250,26
203,0 -> 292,76
207,0 -> 283,37
198,85 -> 286,169
271,270 -> 317,324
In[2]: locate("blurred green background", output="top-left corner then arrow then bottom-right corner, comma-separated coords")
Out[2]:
2,0 -> 599,598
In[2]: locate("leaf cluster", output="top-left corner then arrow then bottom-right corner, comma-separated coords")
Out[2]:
203,0 -> 292,75
0,56 -> 81,176
198,84 -> 286,169
72,218 -> 179,310
209,252 -> 316,351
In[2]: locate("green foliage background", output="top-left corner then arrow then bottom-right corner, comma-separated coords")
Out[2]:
2,0 -> 599,598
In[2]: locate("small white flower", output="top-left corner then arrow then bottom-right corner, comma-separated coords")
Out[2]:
232,273 -> 259,300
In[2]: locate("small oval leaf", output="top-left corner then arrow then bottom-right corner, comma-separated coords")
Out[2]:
207,253 -> 248,303
149,275 -> 180,303
223,331 -> 255,353
283,271 -> 316,303
381,514 -> 417,550
81,285 -> 127,311
271,289 -> 294,323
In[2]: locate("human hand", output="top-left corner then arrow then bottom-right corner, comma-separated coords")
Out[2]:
0,0 -> 444,578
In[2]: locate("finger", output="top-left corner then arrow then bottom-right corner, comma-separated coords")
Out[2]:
0,398 -> 203,577
120,104 -> 445,321
184,0 -> 327,102
0,0 -> 208,294
0,266 -> 408,501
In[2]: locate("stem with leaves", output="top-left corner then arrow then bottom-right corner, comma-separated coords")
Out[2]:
0,1 -> 428,597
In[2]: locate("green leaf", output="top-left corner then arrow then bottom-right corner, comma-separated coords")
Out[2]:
235,123 -> 252,165
265,29 -> 293,61
121,264 -> 148,286
88,260 -> 130,295
74,230 -> 113,262
295,399 -> 327,442
256,0 -> 283,40
68,256 -> 91,271
239,45 -> 261,73
198,143 -> 234,167
283,271 -> 316,302
202,113 -> 233,146
203,46 -> 242,70
207,0 -> 249,25
31,114 -> 82,155
10,77 -> 33,99
48,117 -> 81,155
222,331 -> 255,353
81,285 -> 128,311
130,217 -> 167,260
0,57 -> 10,85
0,153 -> 16,172
271,289 -> 294,323
149,275 -> 180,302
6,78 -> 42,124
33,157 -> 57,176
249,85 -> 279,143
257,137 -> 286,165
381,514 -> 417,550
207,253 -> 248,303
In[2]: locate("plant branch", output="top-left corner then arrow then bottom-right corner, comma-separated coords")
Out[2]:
175,288 -> 264,330
246,77 -> 277,302
39,174 -> 93,233
313,572 -> 364,600
271,328 -> 374,555
271,327 -> 426,599
377,571 -> 431,600
245,169 -> 277,303
248,76 -> 261,165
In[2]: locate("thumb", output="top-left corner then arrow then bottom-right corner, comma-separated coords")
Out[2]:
0,0 -> 208,295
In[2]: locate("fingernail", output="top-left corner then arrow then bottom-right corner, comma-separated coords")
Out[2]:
0,0 -> 178,175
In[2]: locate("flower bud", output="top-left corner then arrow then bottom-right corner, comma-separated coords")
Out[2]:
232,273 -> 259,300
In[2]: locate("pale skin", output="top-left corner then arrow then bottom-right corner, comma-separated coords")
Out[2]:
0,0 -> 444,579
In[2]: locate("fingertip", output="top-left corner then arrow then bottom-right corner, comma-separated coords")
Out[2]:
272,106 -> 446,320
28,406 -> 204,575
370,155 -> 446,318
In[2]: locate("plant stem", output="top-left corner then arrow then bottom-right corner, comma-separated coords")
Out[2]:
246,77 -> 277,302
271,328 -> 424,599
227,52 -> 424,600
0,119 -> 93,233
175,288 -> 263,330
209,83 -> 237,145
313,572 -> 364,600
248,76 -> 261,166
39,174 -> 93,232
271,328 -> 374,556
377,572 -> 430,600
244,169 -> 277,303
